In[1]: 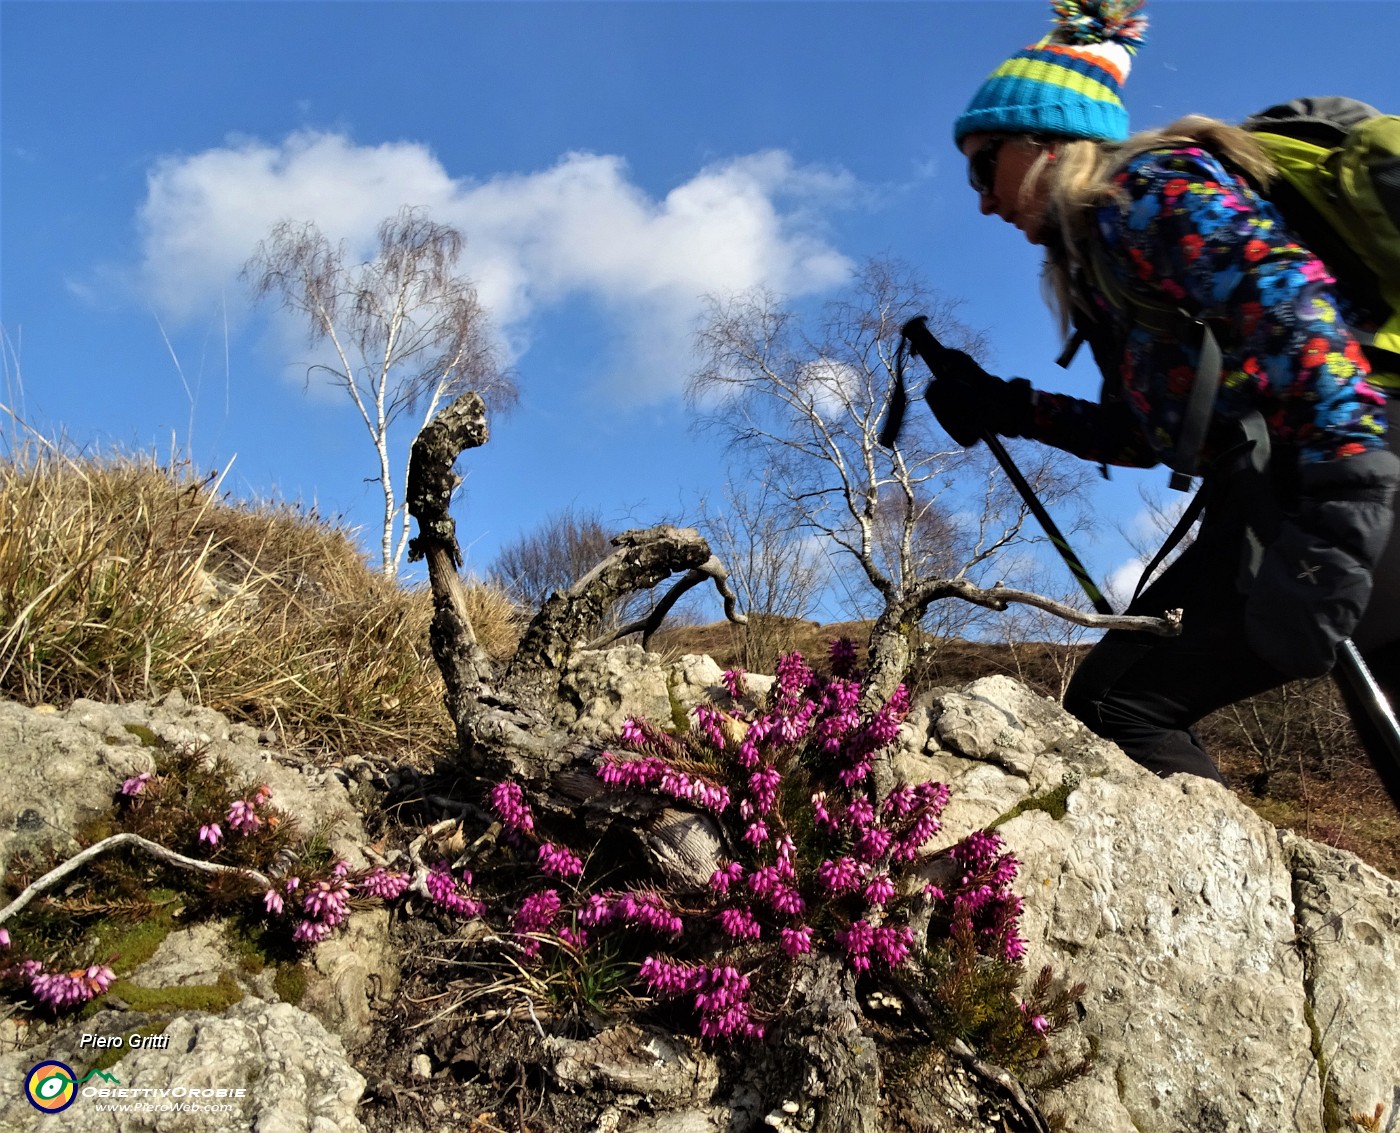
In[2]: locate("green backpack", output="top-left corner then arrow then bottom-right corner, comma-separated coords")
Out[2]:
1243,96 -> 1400,383
1068,96 -> 1400,490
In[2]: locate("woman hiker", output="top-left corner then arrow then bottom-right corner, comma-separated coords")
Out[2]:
925,0 -> 1400,808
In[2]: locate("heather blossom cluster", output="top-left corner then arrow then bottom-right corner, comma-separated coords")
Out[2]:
120,768 -> 418,951
585,641 -> 953,1035
0,923 -> 116,1012
478,640 -> 1041,1048
940,829 -> 1028,963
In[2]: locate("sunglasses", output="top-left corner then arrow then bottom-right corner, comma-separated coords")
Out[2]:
967,137 -> 1006,196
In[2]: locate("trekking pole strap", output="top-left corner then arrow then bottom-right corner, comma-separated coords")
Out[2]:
1168,320 -> 1223,492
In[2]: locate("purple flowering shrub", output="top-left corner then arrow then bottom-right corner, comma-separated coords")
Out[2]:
487,640 -> 1081,1067
0,740 -> 437,1016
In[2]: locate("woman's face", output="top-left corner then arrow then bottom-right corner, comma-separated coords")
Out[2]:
960,132 -> 1053,245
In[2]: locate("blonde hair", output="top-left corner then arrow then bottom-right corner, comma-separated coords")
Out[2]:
1033,116 -> 1278,334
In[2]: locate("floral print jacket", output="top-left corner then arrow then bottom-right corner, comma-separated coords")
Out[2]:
1027,145 -> 1389,469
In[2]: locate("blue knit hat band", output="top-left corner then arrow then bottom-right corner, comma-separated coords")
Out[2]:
953,1 -> 1147,146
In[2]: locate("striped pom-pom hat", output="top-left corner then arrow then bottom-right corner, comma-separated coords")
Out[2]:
954,0 -> 1148,146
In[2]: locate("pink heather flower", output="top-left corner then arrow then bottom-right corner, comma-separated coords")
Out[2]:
302,877 -> 351,926
357,868 -> 410,900
779,925 -> 814,957
864,873 -> 896,906
639,955 -> 699,997
694,704 -> 728,749
622,893 -> 683,936
768,885 -> 806,916
736,738 -> 761,770
598,754 -> 665,790
253,784 -> 272,806
577,893 -> 614,927
717,907 -> 762,940
811,791 -> 839,833
293,920 -> 333,944
845,797 -> 875,829
829,636 -> 858,677
538,842 -> 584,879
837,760 -> 872,788
710,861 -> 745,895
1020,1003 -> 1050,1033
923,883 -> 946,902
742,820 -> 769,847
746,865 -> 780,898
425,866 -> 484,918
0,928 -> 10,948
120,772 -> 152,797
514,889 -> 563,935
1004,933 -> 1028,963
331,859 -> 350,878
882,785 -> 917,817
854,826 -> 893,862
816,857 -> 864,894
27,964 -> 115,1012
619,718 -> 647,746
284,877 -> 300,892
893,811 -> 943,862
584,891 -> 682,936
954,830 -> 1004,873
721,668 -> 747,700
489,781 -> 535,834
263,888 -> 285,915
198,823 -> 222,846
775,652 -> 813,699
226,799 -> 262,836
83,965 -> 115,995
872,924 -> 914,968
558,924 -> 589,951
747,767 -> 782,815
838,920 -> 875,973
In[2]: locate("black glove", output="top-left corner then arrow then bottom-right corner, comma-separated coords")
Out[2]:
1246,448 -> 1400,677
922,349 -> 1034,447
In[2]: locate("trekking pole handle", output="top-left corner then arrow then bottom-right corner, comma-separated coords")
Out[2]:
900,315 -> 1116,617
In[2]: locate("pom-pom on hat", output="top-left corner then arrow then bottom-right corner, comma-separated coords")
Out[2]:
953,0 -> 1148,146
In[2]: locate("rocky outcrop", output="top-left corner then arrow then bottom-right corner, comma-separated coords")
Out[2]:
2,655 -> 1398,1131
0,999 -> 366,1132
907,674 -> 1400,1133
0,694 -> 397,1054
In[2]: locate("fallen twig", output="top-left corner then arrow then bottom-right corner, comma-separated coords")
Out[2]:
0,833 -> 272,927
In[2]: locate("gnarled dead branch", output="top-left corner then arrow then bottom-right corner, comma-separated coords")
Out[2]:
508,526 -> 745,682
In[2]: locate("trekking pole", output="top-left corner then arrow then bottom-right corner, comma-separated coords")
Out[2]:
895,315 -> 1400,784
1337,640 -> 1400,777
898,316 -> 1115,616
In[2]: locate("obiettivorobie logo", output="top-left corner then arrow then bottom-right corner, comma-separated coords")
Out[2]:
24,1062 -> 120,1114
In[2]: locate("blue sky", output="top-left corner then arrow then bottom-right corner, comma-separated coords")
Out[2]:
5,1 -> 1400,624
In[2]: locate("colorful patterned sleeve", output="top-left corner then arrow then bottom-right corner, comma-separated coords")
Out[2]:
1030,146 -> 1388,468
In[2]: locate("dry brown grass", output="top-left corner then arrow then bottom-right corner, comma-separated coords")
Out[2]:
0,442 -> 520,760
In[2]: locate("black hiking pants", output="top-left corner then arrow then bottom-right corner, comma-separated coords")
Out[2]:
1063,416 -> 1400,810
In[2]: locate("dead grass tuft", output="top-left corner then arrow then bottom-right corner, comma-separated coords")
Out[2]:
0,442 -> 519,760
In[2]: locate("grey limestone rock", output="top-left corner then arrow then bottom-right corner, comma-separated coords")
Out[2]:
892,672 -> 1400,1133
0,999 -> 365,1132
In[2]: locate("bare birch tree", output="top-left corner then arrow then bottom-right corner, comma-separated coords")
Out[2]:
688,257 -> 1095,708
245,206 -> 515,575
697,475 -> 830,673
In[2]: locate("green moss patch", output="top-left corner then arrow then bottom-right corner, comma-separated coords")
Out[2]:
108,971 -> 242,1015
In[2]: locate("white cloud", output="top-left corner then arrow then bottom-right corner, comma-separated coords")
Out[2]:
128,131 -> 856,400
799,356 -> 865,421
